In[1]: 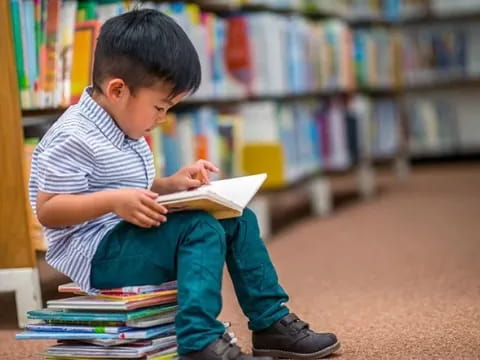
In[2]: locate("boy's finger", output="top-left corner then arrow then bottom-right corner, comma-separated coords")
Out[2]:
142,196 -> 168,214
199,168 -> 209,184
132,213 -> 156,228
203,161 -> 220,172
187,178 -> 202,189
140,205 -> 166,223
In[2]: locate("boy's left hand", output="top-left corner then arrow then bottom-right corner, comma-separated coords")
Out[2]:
169,160 -> 220,192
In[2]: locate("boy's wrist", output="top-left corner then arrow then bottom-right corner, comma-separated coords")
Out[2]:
153,176 -> 177,195
105,189 -> 121,213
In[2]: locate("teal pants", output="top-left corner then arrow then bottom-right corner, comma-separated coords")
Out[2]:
91,208 -> 290,355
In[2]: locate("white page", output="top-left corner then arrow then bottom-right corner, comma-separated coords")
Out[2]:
207,174 -> 267,208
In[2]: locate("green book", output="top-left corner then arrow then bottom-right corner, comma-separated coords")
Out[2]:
9,0 -> 30,108
77,0 -> 97,21
27,304 -> 178,322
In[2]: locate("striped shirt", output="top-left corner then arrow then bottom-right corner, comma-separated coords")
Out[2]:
29,87 -> 156,293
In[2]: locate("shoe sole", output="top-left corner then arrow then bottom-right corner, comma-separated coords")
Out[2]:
252,341 -> 341,359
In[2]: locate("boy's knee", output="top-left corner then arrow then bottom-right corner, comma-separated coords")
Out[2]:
241,207 -> 258,225
181,210 -> 225,237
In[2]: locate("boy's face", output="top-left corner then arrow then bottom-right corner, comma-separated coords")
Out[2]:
101,79 -> 187,140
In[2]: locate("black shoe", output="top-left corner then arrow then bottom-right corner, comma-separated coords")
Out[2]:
252,313 -> 341,359
180,333 -> 274,360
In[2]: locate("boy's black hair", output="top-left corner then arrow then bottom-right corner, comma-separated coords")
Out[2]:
92,9 -> 201,97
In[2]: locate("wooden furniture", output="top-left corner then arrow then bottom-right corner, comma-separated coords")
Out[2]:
0,1 -> 42,328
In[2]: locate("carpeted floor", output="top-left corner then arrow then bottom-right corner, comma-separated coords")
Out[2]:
1,164 -> 480,359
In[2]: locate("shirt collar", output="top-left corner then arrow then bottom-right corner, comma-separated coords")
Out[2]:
78,86 -> 126,149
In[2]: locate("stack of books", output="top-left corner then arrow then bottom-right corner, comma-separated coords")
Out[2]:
16,281 -> 180,360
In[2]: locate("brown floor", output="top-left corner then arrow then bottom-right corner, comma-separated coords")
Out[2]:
1,164 -> 480,359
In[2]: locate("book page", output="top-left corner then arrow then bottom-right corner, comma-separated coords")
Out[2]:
207,173 -> 267,208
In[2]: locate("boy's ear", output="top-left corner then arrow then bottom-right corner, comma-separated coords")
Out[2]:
104,78 -> 129,102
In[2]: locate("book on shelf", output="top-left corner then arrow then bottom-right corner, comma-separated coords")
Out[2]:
407,97 -> 458,155
430,0 -> 480,16
156,173 -> 267,219
70,20 -> 100,104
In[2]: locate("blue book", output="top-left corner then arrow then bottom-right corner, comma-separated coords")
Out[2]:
16,323 -> 176,340
213,17 -> 226,97
384,0 -> 400,21
23,0 -> 37,103
25,324 -> 132,334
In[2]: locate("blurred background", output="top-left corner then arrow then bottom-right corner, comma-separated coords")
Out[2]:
1,0 -> 480,359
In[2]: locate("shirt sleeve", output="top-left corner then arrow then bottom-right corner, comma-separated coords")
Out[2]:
36,132 -> 95,194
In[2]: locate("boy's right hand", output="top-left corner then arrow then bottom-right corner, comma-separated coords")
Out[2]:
112,189 -> 167,228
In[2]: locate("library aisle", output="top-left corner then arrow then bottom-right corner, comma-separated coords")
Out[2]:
2,164 -> 480,359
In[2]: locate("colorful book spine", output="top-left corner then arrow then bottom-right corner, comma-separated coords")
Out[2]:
23,0 -> 37,107
10,0 -> 30,108
70,20 -> 100,104
58,0 -> 78,107
44,0 -> 60,107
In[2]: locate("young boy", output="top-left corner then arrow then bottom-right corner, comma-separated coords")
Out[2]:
29,9 -> 340,360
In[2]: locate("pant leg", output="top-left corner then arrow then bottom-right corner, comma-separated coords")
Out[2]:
219,208 -> 290,331
90,211 -> 226,355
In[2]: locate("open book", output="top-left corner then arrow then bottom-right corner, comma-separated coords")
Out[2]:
156,174 -> 267,219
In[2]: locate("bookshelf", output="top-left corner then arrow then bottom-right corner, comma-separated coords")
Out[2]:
0,0 -> 42,328
8,0 -> 404,242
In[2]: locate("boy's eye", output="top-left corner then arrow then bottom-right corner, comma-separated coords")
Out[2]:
155,106 -> 165,113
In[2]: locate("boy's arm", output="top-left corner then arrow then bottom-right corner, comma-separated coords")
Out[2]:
37,189 -> 167,228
